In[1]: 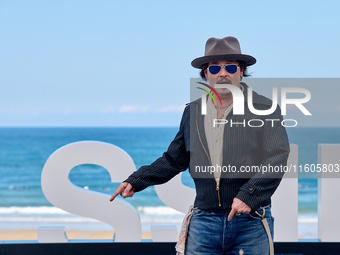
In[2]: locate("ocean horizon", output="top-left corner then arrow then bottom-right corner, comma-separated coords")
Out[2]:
1,126 -> 340,238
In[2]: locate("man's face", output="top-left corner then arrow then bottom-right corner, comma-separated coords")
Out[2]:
204,60 -> 243,99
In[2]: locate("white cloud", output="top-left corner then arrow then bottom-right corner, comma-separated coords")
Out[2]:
118,105 -> 150,113
115,104 -> 185,113
64,108 -> 75,114
1,108 -> 40,115
102,106 -> 115,114
30,108 -> 42,116
62,108 -> 90,115
154,104 -> 186,113
6,108 -> 25,114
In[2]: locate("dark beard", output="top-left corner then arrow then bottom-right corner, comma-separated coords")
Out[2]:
218,90 -> 232,99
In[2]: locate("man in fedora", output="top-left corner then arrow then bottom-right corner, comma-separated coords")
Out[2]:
110,36 -> 290,255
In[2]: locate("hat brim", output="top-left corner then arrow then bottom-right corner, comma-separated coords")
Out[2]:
191,54 -> 256,69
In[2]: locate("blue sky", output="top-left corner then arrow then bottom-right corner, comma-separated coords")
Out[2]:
1,0 -> 340,127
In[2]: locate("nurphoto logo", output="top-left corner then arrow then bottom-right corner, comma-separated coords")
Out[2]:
196,82 -> 312,128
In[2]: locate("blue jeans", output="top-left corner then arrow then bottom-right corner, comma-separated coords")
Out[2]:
185,206 -> 274,255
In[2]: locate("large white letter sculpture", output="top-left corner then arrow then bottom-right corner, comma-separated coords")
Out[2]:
41,141 -> 142,242
271,144 -> 298,241
318,144 -> 340,241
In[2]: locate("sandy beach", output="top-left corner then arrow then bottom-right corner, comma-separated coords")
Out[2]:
0,228 -> 312,242
0,229 -> 153,241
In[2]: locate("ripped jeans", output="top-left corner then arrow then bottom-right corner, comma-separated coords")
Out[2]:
185,206 -> 274,255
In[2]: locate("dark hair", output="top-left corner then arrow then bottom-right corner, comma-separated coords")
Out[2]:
199,61 -> 250,80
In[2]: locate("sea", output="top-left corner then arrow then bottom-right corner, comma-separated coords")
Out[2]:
1,127 -> 340,238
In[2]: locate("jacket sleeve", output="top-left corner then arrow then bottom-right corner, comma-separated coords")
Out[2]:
236,106 -> 290,210
123,106 -> 190,192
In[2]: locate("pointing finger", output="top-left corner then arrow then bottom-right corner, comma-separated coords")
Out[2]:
110,183 -> 128,201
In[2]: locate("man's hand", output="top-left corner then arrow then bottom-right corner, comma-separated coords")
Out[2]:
227,198 -> 251,221
110,182 -> 134,201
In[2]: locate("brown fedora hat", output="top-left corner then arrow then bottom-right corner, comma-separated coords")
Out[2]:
191,36 -> 256,68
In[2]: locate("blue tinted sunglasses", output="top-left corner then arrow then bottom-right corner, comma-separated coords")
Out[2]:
208,64 -> 239,75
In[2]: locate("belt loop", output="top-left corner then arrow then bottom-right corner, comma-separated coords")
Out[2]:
255,207 -> 265,219
189,205 -> 198,212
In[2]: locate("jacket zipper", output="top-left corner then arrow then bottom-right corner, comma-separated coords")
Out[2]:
216,182 -> 221,207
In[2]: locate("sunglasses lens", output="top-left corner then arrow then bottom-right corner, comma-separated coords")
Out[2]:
225,65 -> 238,74
208,65 -> 221,75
